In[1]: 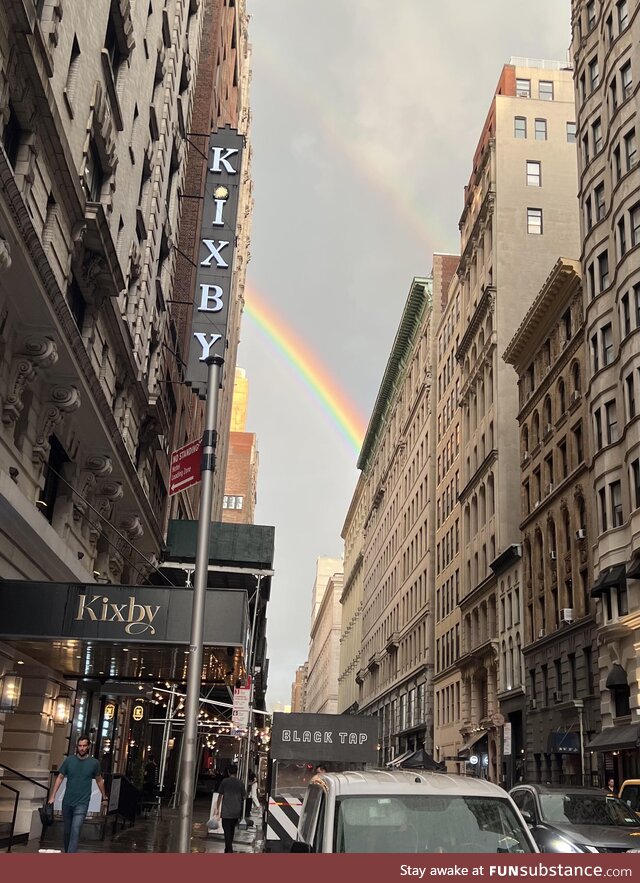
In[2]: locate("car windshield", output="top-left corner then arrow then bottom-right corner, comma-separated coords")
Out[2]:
540,794 -> 640,827
333,795 -> 534,853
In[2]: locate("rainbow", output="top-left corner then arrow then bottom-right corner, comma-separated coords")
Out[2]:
243,284 -> 367,455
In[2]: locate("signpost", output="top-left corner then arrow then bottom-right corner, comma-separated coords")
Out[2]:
169,440 -> 202,496
232,686 -> 250,729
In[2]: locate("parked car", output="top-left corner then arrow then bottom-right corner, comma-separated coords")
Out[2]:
292,770 -> 538,853
510,784 -> 640,853
619,780 -> 640,816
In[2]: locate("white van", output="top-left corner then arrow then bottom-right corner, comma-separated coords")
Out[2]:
291,769 -> 539,853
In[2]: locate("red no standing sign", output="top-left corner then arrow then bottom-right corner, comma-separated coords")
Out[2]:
169,439 -> 202,496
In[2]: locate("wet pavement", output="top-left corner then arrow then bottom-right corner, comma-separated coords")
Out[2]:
12,800 -> 263,854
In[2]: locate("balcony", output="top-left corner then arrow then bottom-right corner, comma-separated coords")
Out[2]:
385,631 -> 400,653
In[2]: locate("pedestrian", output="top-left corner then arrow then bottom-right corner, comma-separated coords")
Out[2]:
310,763 -> 327,785
48,736 -> 107,853
214,762 -> 246,853
244,770 -> 259,826
607,777 -> 616,794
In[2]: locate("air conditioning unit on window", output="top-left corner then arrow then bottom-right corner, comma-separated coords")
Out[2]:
529,698 -> 538,710
550,551 -> 557,561
545,424 -> 553,435
538,628 -> 545,638
571,390 -> 581,403
523,451 -> 530,462
560,608 -> 574,624
576,528 -> 587,540
553,691 -> 563,703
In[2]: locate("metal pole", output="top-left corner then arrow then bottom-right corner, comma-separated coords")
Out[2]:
576,700 -> 585,786
177,355 -> 223,853
158,690 -> 175,793
242,577 -> 261,796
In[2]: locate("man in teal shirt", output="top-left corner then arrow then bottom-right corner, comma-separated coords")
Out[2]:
49,736 -> 107,852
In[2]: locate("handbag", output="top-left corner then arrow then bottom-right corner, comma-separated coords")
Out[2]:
38,803 -> 54,827
206,816 -> 219,832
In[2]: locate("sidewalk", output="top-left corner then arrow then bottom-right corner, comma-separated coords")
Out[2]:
12,800 -> 263,854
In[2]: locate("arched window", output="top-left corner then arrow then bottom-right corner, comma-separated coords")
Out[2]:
572,362 -> 581,393
522,425 -> 530,455
558,378 -> 566,414
544,396 -> 553,428
479,484 -> 486,527
487,472 -> 495,516
532,411 -> 540,446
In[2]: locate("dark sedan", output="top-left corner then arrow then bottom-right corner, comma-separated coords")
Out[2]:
510,784 -> 640,853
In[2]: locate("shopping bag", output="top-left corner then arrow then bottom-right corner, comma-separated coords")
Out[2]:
38,803 -> 54,827
206,817 -> 219,832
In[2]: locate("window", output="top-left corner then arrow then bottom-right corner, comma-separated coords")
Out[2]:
622,293 -> 631,336
598,250 -> 610,290
559,440 -> 568,479
592,118 -> 603,154
599,486 -> 608,531
621,62 -> 633,101
611,480 -> 623,526
582,134 -> 590,165
526,160 -> 541,186
625,129 -> 637,171
626,373 -> 636,419
583,647 -> 594,695
630,203 -> 640,247
527,208 -> 543,235
563,309 -> 572,342
589,57 -> 600,92
610,77 -> 619,111
573,422 -> 584,463
84,141 -> 105,202
64,36 -> 82,107
592,333 -> 600,372
514,116 -> 527,139
586,196 -> 593,231
68,276 -> 86,331
554,659 -> 562,700
632,458 -> 640,509
104,15 -> 125,82
539,81 -> 553,101
614,145 -> 622,181
607,12 -> 614,43
40,435 -> 70,524
605,399 -> 619,444
587,0 -> 596,31
618,217 -> 627,258
2,102 -> 22,170
516,78 -> 531,98
594,183 -> 605,221
567,121 -> 577,143
618,0 -> 629,31
535,118 -> 547,141
595,409 -> 603,449
568,653 -> 577,699
635,284 -> 640,327
602,323 -> 614,365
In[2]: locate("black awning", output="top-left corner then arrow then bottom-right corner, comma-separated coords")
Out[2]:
606,664 -> 629,688
399,749 -> 446,771
627,558 -> 640,579
591,564 -> 626,597
586,723 -> 640,752
458,730 -> 488,756
547,730 -> 580,754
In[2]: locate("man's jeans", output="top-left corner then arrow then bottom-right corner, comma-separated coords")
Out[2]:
62,802 -> 89,853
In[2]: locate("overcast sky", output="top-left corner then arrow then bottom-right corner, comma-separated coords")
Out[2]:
237,0 -> 573,709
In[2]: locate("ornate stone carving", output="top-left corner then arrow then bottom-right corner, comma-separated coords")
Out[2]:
0,237 -> 11,271
118,514 -> 143,540
73,455 -> 113,521
2,336 -> 58,425
32,385 -> 81,464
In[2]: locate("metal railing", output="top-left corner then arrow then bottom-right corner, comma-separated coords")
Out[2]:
0,763 -> 49,852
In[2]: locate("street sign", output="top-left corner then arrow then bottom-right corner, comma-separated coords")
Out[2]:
169,439 -> 201,496
503,722 -> 512,756
232,686 -> 250,729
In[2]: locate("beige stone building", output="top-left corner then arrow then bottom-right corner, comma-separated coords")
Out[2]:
338,473 -> 366,713
344,265 -> 445,763
306,569 -> 344,715
433,264 -> 464,770
504,258 -> 599,785
570,0 -> 640,783
290,662 -> 308,713
0,0 -> 250,838
456,60 -> 581,782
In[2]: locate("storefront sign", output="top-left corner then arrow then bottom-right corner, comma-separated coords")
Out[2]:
132,704 -> 145,722
503,722 -> 512,756
271,712 -> 379,763
104,702 -> 116,721
186,127 -> 245,398
0,580 -> 248,647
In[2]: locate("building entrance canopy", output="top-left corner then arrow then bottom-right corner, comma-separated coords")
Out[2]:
0,580 -> 248,683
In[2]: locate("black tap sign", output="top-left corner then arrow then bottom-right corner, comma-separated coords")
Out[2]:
270,712 -> 379,763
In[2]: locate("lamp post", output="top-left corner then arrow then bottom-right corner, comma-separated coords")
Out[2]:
177,355 -> 223,853
574,699 -> 585,785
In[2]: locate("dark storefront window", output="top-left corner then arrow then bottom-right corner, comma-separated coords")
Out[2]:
39,435 -> 69,524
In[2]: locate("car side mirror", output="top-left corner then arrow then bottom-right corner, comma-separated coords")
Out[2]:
290,841 -> 313,853
520,809 -> 534,826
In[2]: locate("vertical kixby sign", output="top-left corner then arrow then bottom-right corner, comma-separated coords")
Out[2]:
186,126 -> 245,397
